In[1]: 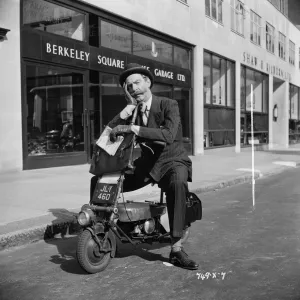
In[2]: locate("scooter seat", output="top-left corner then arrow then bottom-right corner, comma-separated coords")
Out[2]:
117,201 -> 167,222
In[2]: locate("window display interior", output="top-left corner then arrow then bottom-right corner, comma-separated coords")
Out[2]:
26,65 -> 84,156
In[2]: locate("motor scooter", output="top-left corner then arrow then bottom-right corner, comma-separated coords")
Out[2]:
76,104 -> 198,274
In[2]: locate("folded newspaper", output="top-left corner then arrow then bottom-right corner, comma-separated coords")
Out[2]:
96,126 -> 124,156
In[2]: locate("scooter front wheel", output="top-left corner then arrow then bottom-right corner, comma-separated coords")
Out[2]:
76,229 -> 116,274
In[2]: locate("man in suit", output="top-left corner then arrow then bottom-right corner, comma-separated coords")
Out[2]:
91,63 -> 198,270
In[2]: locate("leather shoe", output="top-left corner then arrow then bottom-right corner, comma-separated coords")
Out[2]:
169,248 -> 199,270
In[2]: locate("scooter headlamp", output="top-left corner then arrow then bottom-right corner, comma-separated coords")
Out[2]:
77,209 -> 95,226
143,218 -> 155,234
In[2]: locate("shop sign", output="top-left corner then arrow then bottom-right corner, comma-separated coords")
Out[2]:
35,35 -> 190,86
21,30 -> 191,87
243,51 -> 291,81
46,43 -> 90,61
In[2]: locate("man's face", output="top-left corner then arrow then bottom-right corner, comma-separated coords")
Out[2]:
125,73 -> 151,102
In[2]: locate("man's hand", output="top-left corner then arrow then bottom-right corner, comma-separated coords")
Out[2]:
123,83 -> 137,106
109,125 -> 132,142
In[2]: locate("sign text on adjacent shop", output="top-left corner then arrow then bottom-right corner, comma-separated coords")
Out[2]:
243,51 -> 291,81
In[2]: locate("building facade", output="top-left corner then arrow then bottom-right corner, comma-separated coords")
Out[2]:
0,0 -> 300,172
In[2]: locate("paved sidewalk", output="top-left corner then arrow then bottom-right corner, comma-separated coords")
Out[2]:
1,145 -> 300,250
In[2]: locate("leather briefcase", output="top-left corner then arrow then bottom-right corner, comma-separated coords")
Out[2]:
89,133 -> 135,176
185,192 -> 202,225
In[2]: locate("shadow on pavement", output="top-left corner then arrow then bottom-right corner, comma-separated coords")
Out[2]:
44,208 -> 87,275
115,239 -> 170,263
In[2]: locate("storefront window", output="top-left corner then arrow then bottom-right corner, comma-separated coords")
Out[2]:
240,66 -> 246,110
152,84 -> 172,98
289,84 -> 300,144
26,64 -> 84,156
290,84 -> 299,120
204,51 -> 236,148
204,51 -> 235,107
240,66 -> 269,146
89,71 -> 100,157
246,70 -> 263,112
204,52 -> 212,104
174,46 -> 190,69
101,74 -> 125,127
100,20 -> 132,53
262,76 -> 269,113
23,0 -> 86,41
174,87 -> 191,140
89,14 -> 99,47
212,56 -> 226,106
133,32 -> 173,65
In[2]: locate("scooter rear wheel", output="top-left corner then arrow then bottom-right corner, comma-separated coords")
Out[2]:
77,229 -> 116,274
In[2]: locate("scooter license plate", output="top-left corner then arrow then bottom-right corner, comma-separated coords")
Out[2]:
94,181 -> 118,204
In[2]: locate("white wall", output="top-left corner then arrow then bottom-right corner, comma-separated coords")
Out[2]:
0,0 -> 22,172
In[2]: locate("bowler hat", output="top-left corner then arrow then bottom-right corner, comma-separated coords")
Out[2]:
119,63 -> 154,88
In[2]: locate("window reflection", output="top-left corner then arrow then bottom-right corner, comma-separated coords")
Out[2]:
26,65 -> 84,156
100,20 -> 132,53
174,87 -> 191,140
152,84 -> 172,98
290,84 -> 299,120
23,0 -> 85,41
246,70 -> 263,112
133,32 -> 173,65
212,56 -> 226,106
240,66 -> 269,146
174,46 -> 190,69
101,74 -> 125,127
203,52 -> 211,104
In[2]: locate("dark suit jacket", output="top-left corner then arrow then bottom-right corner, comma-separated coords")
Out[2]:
108,95 -> 192,183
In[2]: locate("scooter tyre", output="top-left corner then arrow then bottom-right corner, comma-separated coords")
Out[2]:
77,229 -> 115,274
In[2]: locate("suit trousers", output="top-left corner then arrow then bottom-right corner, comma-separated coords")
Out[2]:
90,162 -> 189,238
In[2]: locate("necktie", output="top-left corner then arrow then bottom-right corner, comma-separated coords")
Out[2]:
140,103 -> 149,126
